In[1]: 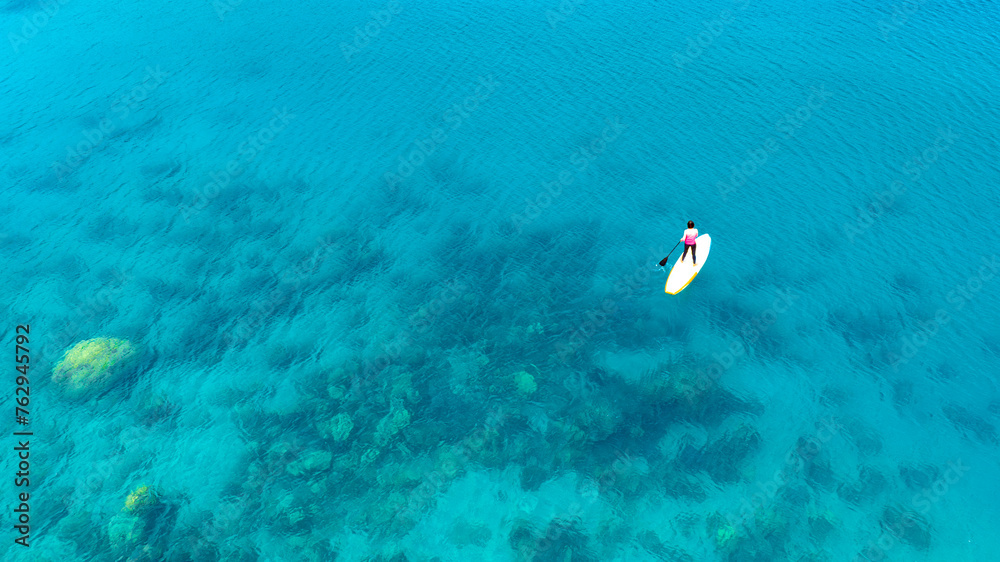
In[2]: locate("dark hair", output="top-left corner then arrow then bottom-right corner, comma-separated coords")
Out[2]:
687,221 -> 694,228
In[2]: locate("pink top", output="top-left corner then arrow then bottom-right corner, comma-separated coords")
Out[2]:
682,228 -> 698,245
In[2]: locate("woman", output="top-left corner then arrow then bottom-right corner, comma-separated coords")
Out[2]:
680,221 -> 698,265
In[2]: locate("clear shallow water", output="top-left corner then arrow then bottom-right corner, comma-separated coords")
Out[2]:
2,0 -> 998,560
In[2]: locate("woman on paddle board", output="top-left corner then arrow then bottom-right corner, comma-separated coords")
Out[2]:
681,221 -> 698,265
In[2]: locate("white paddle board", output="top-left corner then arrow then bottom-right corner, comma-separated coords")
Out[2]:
665,233 -> 711,294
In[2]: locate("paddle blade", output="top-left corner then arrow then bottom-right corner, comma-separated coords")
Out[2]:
658,257 -> 669,267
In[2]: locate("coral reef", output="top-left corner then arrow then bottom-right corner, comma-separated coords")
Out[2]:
108,483 -> 166,554
286,450 -> 333,476
51,337 -> 140,398
135,392 -> 179,426
123,485 -> 159,515
942,404 -> 998,444
507,321 -> 544,344
636,530 -> 694,562
576,395 -> 623,441
513,370 -> 537,395
843,418 -> 883,456
58,234 -> 878,562
808,507 -> 837,541
707,512 -> 739,553
318,412 -> 354,442
756,506 -> 788,540
374,399 -> 411,446
450,519 -> 492,548
716,524 -> 737,550
107,512 -> 144,549
509,517 -> 597,562
837,465 -> 887,505
447,348 -> 489,394
692,422 -> 762,484
898,462 -> 940,491
881,505 -> 931,550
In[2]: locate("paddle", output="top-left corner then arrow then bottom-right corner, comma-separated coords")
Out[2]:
657,241 -> 681,267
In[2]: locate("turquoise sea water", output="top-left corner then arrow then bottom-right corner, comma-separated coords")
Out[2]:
2,0 -> 999,559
